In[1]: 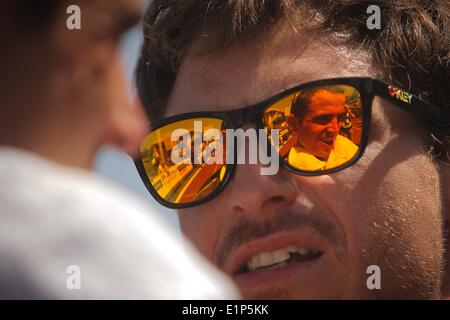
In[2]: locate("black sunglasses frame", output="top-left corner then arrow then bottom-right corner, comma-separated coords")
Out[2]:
135,77 -> 449,209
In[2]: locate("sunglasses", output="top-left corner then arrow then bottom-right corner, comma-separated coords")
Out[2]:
134,77 -> 449,209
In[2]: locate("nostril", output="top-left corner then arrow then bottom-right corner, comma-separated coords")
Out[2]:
263,195 -> 285,207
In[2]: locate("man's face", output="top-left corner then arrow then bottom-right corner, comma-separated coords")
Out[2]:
294,90 -> 345,159
166,24 -> 445,299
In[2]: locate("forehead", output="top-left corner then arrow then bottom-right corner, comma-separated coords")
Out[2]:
308,103 -> 345,116
307,90 -> 346,113
166,23 -> 376,118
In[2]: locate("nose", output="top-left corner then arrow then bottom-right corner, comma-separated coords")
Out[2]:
104,97 -> 149,158
326,117 -> 340,135
226,161 -> 298,218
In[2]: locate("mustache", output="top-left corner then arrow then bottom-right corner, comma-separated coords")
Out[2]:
213,209 -> 340,269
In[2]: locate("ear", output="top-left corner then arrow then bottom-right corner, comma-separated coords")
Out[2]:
440,162 -> 450,298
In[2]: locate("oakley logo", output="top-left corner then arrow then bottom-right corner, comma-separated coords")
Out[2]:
170,121 -> 280,175
388,86 -> 412,104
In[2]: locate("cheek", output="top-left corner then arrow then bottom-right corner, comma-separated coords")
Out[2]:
178,207 -> 222,261
104,56 -> 129,108
299,123 -> 322,138
90,48 -> 129,116
360,153 -> 441,240
332,141 -> 443,297
308,123 -> 326,136
366,157 -> 442,297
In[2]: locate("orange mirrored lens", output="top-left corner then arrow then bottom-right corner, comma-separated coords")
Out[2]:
140,117 -> 229,205
263,85 -> 363,172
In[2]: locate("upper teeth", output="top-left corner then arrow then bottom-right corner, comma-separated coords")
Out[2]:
246,246 -> 314,272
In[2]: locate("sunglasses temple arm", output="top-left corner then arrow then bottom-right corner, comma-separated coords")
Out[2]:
372,79 -> 450,129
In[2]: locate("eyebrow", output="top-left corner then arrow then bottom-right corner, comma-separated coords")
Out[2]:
313,114 -> 334,118
311,111 -> 343,117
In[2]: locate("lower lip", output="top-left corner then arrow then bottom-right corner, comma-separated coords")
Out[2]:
233,254 -> 324,289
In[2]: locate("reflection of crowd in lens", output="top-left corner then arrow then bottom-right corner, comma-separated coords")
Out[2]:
341,105 -> 354,139
287,86 -> 361,171
149,145 -> 169,176
264,110 -> 292,148
147,125 -> 227,202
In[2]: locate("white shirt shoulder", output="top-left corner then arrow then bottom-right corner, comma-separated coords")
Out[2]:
0,147 -> 238,299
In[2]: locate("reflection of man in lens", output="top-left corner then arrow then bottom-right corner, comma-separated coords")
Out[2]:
288,89 -> 358,170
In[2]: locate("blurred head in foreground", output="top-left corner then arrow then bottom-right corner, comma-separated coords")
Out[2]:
0,0 -> 147,168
